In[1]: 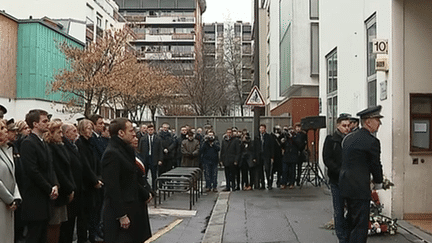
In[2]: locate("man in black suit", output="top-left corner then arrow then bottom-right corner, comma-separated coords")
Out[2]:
255,124 -> 274,190
220,128 -> 241,191
20,109 -> 59,243
339,105 -> 384,243
323,113 -> 351,243
102,118 -> 153,243
138,124 -> 162,191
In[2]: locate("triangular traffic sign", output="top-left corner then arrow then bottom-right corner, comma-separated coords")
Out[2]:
245,85 -> 265,106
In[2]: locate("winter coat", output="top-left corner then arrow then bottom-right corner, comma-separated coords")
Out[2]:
0,145 -> 21,243
281,135 -> 301,164
102,135 -> 152,243
181,138 -> 200,167
48,143 -> 76,206
322,129 -> 344,185
220,136 -> 241,167
200,139 -> 220,164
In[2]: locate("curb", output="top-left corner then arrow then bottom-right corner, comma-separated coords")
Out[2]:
398,220 -> 432,243
202,192 -> 230,243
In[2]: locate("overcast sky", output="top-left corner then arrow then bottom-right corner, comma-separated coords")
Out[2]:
202,0 -> 253,24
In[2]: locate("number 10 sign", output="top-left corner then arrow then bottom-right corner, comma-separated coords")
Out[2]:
373,39 -> 389,54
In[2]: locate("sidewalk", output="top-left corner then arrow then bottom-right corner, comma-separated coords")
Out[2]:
147,169 -> 432,243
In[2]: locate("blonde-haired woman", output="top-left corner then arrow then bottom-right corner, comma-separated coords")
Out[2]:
45,121 -> 76,243
0,119 -> 21,243
76,119 -> 103,243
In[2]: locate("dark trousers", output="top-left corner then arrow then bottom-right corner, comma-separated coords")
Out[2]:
281,163 -> 296,185
263,158 -> 274,188
145,156 -> 158,191
240,162 -> 250,188
26,220 -> 48,243
249,165 -> 259,189
346,198 -> 370,243
273,158 -> 282,186
158,159 -> 172,176
234,164 -> 240,189
59,197 -> 80,243
204,162 -> 218,189
295,162 -> 303,185
88,190 -> 103,242
330,183 -> 349,243
224,165 -> 236,190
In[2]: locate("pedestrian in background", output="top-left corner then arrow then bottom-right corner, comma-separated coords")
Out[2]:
255,124 -> 274,190
240,131 -> 254,190
200,130 -> 220,192
339,105 -> 384,243
138,124 -> 162,191
323,113 -> 351,243
220,128 -> 240,191
181,130 -> 200,167
158,122 -> 176,175
294,123 -> 307,186
271,125 -> 283,188
280,126 -> 300,189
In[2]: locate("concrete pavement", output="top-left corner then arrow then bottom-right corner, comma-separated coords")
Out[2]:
147,169 -> 432,243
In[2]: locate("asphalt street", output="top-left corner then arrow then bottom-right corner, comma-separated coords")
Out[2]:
146,168 -> 432,243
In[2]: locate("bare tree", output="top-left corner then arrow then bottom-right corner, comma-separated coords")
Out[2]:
51,27 -> 137,117
224,25 -> 246,116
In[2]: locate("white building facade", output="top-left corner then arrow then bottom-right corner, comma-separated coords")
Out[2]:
2,0 -> 122,44
319,0 -> 432,220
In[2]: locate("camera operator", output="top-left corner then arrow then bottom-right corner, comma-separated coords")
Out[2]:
240,131 -> 255,190
200,131 -> 220,192
280,126 -> 300,189
271,126 -> 283,188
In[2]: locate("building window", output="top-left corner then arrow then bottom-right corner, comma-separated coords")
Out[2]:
411,94 -> 432,153
310,23 -> 319,76
326,48 -> 337,134
280,24 -> 291,96
310,0 -> 319,20
366,14 -> 377,107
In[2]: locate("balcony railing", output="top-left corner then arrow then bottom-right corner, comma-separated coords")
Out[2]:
172,33 -> 194,40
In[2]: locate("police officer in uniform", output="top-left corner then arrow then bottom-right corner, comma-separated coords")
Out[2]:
339,105 -> 384,243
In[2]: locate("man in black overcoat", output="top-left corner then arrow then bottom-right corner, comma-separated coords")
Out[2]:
339,105 -> 384,243
20,109 -> 59,243
138,124 -> 162,191
220,128 -> 241,191
157,122 -> 176,175
255,124 -> 274,190
322,113 -> 351,243
102,118 -> 153,243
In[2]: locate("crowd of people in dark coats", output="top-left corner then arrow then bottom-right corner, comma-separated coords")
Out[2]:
0,103 -> 311,243
0,107 -> 153,243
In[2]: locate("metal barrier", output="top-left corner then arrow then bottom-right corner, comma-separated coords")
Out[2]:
155,167 -> 203,210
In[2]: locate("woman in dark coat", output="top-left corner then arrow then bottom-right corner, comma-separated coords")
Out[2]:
76,119 -> 103,242
45,121 -> 76,243
102,118 -> 152,243
200,130 -> 220,192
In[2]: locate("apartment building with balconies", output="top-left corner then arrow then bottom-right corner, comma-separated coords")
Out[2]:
114,0 -> 206,76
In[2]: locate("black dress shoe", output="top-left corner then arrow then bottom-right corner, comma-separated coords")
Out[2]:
222,188 -> 230,192
268,186 -> 273,190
